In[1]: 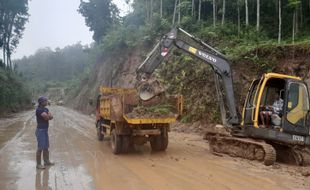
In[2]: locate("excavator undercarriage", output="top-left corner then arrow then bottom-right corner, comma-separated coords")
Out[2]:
204,126 -> 310,166
205,130 -> 276,166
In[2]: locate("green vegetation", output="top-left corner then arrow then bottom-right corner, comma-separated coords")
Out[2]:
147,104 -> 174,115
0,60 -> 31,114
15,43 -> 94,98
76,0 -> 310,122
0,0 -> 30,115
0,0 -> 29,68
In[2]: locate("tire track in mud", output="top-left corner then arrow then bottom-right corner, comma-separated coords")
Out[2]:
0,106 -> 309,190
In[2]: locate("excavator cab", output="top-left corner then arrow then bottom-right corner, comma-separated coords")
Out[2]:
242,73 -> 310,140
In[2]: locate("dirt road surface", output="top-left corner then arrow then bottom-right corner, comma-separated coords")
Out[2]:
0,106 -> 309,190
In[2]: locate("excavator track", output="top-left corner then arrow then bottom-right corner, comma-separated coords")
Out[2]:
291,146 -> 310,166
206,132 -> 276,166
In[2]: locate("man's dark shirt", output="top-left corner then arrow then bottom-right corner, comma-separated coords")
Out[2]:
36,107 -> 49,129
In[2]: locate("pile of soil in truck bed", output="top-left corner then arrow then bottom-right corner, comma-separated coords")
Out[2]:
125,104 -> 176,119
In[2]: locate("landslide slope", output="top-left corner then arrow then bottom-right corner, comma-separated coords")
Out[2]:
68,47 -> 143,113
70,43 -> 310,122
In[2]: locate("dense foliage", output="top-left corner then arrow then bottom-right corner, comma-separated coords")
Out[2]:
0,0 -> 30,114
15,43 -> 93,97
78,0 -> 310,53
0,60 -> 31,114
0,0 -> 29,68
78,0 -> 119,43
75,0 -> 310,121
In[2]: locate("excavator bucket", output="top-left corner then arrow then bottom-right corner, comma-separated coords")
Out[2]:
139,83 -> 155,101
137,78 -> 165,101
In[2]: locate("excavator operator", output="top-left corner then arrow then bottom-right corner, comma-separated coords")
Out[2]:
260,90 -> 284,128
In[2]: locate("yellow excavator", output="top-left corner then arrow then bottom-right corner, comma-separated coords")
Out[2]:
136,27 -> 310,166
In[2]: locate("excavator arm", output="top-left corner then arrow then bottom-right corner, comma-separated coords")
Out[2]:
137,28 -> 239,126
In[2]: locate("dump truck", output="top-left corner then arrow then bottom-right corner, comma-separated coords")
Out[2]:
95,86 -> 183,154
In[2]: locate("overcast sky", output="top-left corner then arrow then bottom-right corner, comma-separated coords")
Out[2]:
12,0 -> 129,59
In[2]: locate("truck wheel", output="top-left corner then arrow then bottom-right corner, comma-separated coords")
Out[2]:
150,130 -> 168,151
96,122 -> 104,141
161,130 -> 169,150
111,129 -> 122,154
122,136 -> 130,153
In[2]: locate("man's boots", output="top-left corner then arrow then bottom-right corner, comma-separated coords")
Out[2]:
36,150 -> 45,169
43,149 -> 55,166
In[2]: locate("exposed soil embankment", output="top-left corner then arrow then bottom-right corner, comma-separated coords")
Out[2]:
159,43 -> 310,123
70,43 -> 310,122
68,47 -> 144,114
233,43 -> 310,111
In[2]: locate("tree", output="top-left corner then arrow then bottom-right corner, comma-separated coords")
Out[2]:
160,0 -> 163,17
237,0 -> 241,37
0,0 -> 29,68
278,0 -> 281,44
198,0 -> 202,21
178,0 -> 181,24
78,0 -> 119,43
288,0 -> 301,44
256,0 -> 260,31
222,0 -> 226,26
192,0 -> 195,17
213,0 -> 216,27
150,0 -> 153,23
245,0 -> 249,26
172,0 -> 178,25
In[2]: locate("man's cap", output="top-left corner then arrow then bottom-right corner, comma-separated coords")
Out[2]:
38,96 -> 48,104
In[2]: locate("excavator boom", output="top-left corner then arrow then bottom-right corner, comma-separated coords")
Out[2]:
137,27 -> 239,125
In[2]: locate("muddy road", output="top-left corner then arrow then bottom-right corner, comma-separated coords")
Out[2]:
0,106 -> 308,190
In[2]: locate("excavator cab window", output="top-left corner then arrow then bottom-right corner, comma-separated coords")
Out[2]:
258,78 -> 286,127
260,78 -> 285,107
286,82 -> 309,127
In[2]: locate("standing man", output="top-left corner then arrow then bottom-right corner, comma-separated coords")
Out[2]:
36,97 -> 54,169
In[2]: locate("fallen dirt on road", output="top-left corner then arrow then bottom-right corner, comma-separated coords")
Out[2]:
0,106 -> 309,190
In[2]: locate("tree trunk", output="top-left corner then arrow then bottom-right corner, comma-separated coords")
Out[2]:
192,0 -> 195,17
278,0 -> 281,44
238,3 -> 240,38
2,45 -> 6,67
150,0 -> 153,23
295,5 -> 298,35
178,0 -> 181,24
146,0 -> 149,22
292,10 -> 296,45
198,0 -> 201,21
172,0 -> 178,25
245,0 -> 249,26
256,0 -> 260,31
160,0 -> 163,17
213,0 -> 216,27
7,14 -> 15,69
222,0 -> 225,26
300,2 -> 302,29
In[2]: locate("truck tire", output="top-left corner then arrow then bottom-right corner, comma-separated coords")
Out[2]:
111,129 -> 122,154
150,130 -> 168,151
121,136 -> 130,153
96,122 -> 104,141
